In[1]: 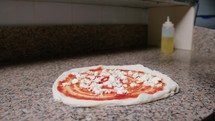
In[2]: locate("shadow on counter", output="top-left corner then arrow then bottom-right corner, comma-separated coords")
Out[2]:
203,111 -> 215,121
0,46 -> 150,68
0,24 -> 147,68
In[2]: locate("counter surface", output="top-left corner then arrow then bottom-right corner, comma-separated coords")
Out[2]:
1,49 -> 214,121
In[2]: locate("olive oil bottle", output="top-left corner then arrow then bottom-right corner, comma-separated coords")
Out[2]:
161,16 -> 174,54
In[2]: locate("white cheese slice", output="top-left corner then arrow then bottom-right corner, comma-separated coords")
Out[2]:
128,71 -> 133,75
80,80 -> 89,88
151,77 -> 161,84
133,73 -> 139,78
156,83 -> 162,87
100,69 -> 109,76
76,74 -> 81,79
88,75 -> 95,80
130,82 -> 137,87
71,79 -> 79,84
144,76 -> 161,87
84,79 -> 91,84
62,82 -> 70,86
122,79 -> 128,83
87,71 -> 94,75
94,77 -> 101,83
108,76 -> 115,83
119,73 -> 127,80
103,81 -> 113,88
90,82 -> 103,95
115,87 -> 127,94
94,72 -> 98,76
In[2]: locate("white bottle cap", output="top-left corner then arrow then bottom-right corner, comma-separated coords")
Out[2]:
163,16 -> 174,28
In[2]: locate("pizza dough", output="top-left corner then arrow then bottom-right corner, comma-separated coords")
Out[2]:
52,64 -> 179,107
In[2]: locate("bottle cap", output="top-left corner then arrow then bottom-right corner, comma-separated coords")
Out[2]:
163,16 -> 174,28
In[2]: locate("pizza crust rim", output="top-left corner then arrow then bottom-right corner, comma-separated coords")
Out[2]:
52,64 -> 179,107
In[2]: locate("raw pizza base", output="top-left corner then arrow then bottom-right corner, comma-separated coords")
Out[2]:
52,64 -> 179,107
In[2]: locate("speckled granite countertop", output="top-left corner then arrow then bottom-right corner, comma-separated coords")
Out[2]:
1,48 -> 214,121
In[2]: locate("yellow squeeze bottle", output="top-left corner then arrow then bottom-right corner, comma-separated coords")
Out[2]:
161,16 -> 174,54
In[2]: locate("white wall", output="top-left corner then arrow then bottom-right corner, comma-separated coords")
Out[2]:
0,1 -> 147,25
148,6 -> 195,50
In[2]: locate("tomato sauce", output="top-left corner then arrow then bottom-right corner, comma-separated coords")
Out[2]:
57,68 -> 166,101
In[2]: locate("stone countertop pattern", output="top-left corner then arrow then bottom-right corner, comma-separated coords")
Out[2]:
0,48 -> 214,121
192,26 -> 215,54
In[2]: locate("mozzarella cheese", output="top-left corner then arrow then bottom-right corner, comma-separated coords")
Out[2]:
71,79 -> 79,84
144,76 -> 161,87
115,86 -> 127,94
130,82 -> 137,87
53,65 -> 180,107
90,82 -> 102,95
128,71 -> 133,75
65,68 -> 163,95
62,82 -> 70,86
